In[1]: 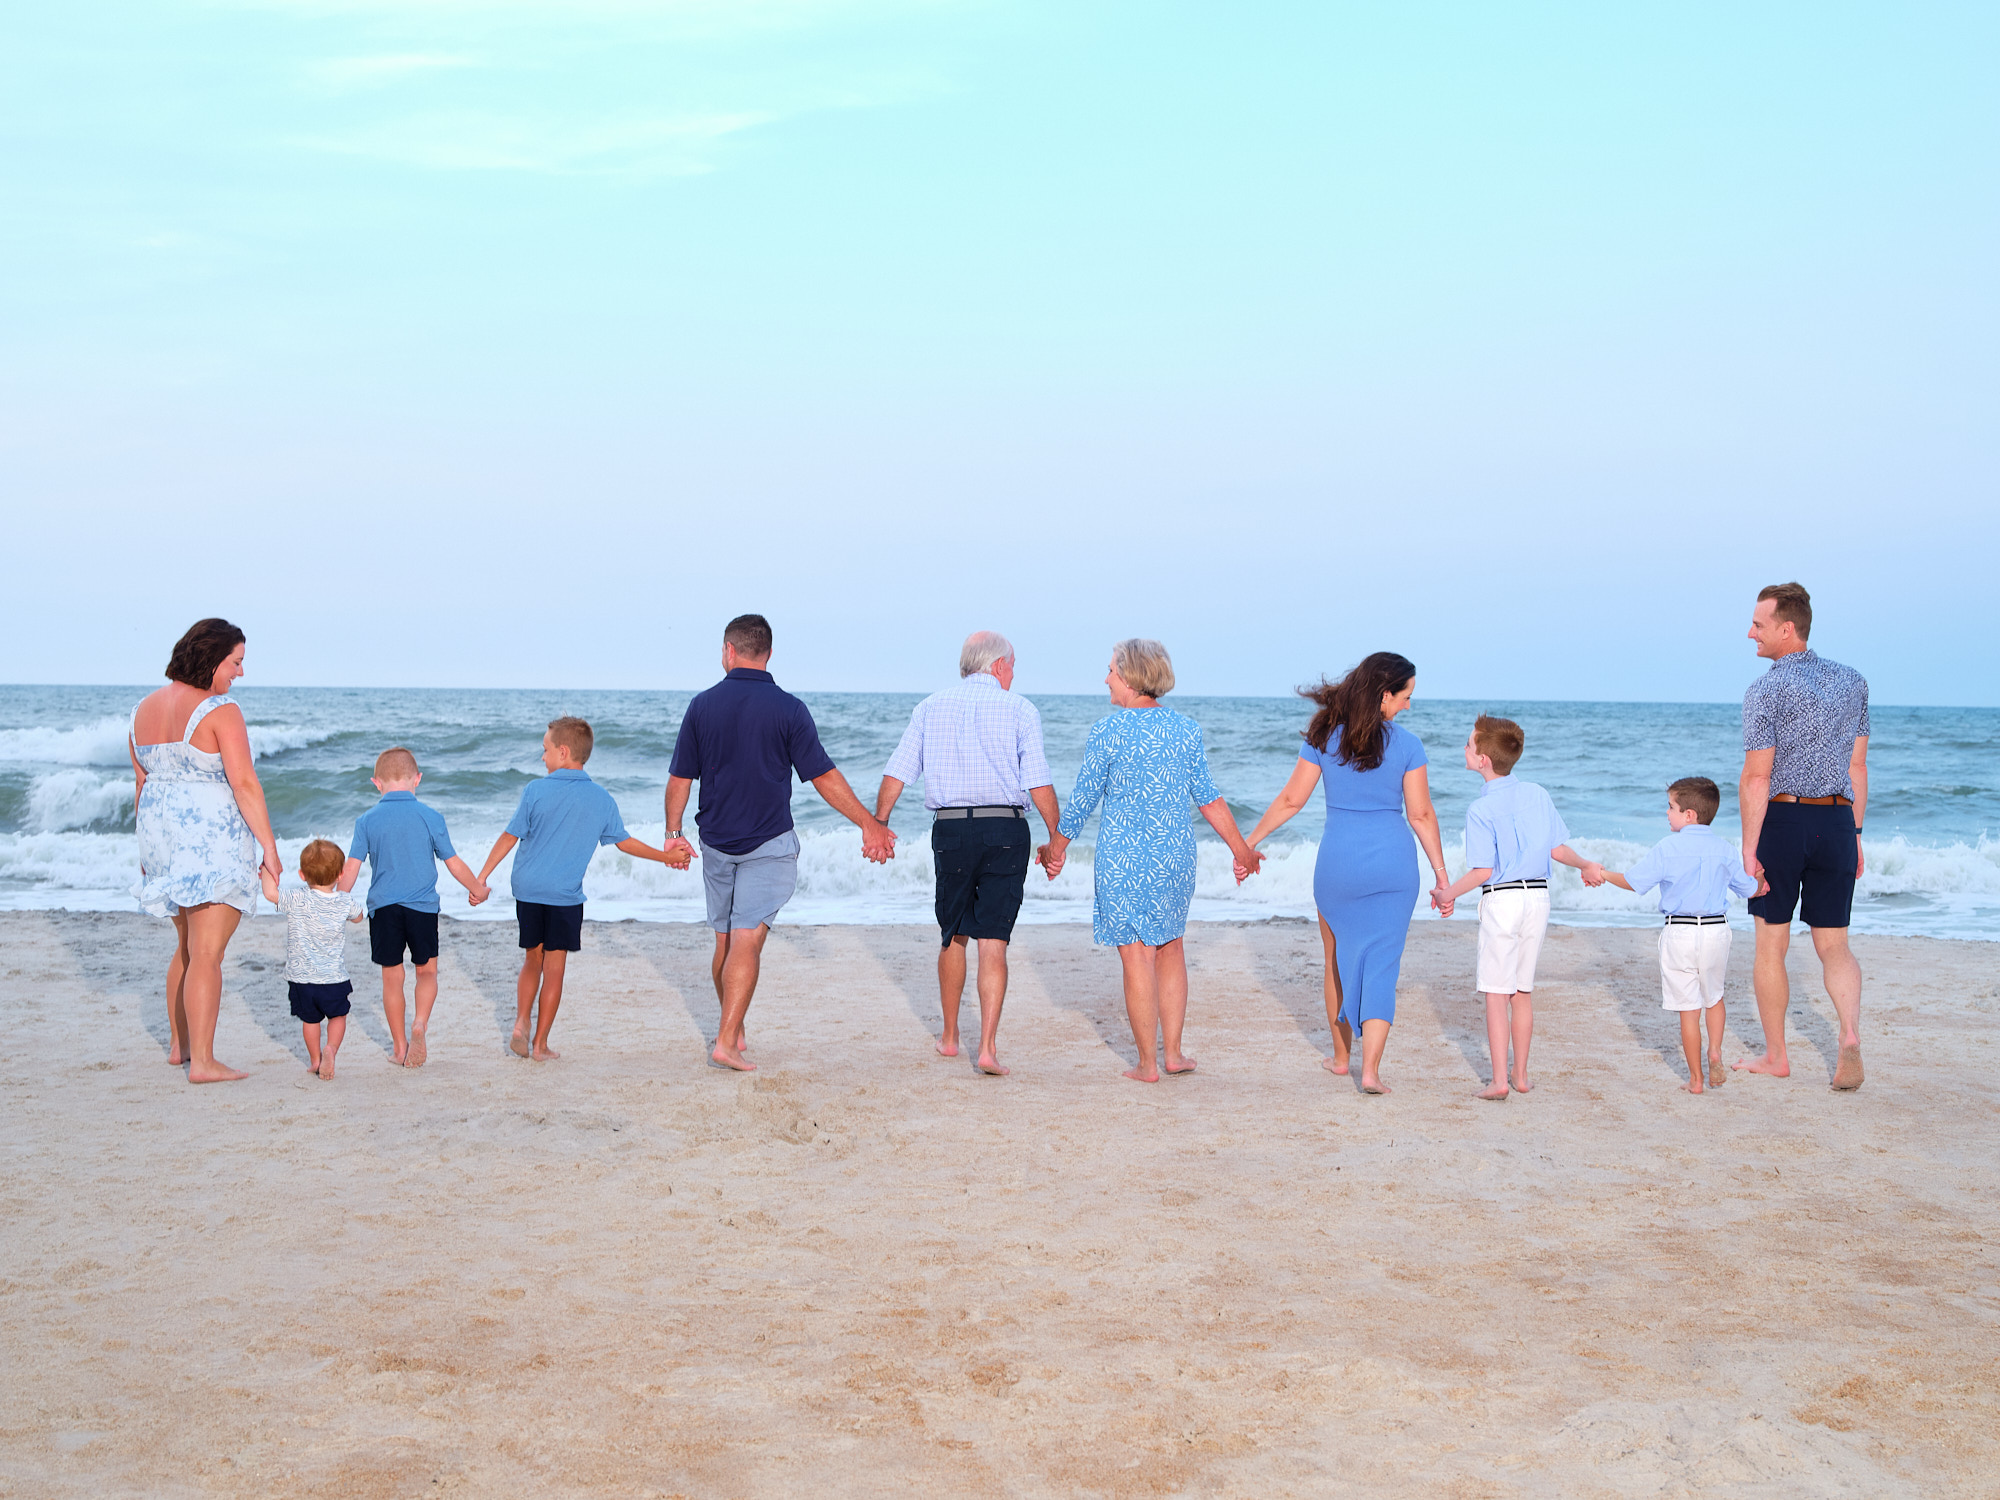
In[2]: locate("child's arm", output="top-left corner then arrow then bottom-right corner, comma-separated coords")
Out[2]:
1552,844 -> 1607,886
1437,865 -> 1493,905
260,867 -> 281,906
1601,871 -> 1634,891
337,857 -> 362,894
614,835 -> 691,870
442,854 -> 488,904
478,832 -> 518,886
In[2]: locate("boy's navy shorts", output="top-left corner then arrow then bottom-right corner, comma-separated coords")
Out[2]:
518,900 -> 585,952
289,980 -> 353,1023
369,903 -> 440,967
1748,800 -> 1858,929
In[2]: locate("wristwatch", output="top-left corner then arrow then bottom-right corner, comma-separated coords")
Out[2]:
666,830 -> 684,842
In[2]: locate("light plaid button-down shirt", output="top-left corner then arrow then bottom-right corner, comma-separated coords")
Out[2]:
884,673 -> 1054,810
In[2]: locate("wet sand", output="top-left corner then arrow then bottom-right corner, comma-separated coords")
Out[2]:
1,910 -> 1995,1497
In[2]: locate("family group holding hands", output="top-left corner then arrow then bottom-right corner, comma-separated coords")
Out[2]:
131,581 -> 1871,1097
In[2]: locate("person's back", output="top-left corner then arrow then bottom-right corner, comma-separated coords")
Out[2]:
671,669 -> 833,855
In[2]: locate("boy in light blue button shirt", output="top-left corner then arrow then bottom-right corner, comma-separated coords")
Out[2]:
1602,776 -> 1760,1095
476,717 -> 687,1061
1434,715 -> 1597,1101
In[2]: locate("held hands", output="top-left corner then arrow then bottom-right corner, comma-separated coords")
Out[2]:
1231,846 -> 1266,884
663,837 -> 696,872
1579,861 -> 1608,888
1036,837 -> 1068,880
861,820 -> 897,865
1430,878 -> 1455,919
466,879 -> 491,907
260,844 -> 282,884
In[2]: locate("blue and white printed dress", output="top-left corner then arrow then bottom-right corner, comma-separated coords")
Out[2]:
131,695 -> 260,917
1057,707 -> 1224,947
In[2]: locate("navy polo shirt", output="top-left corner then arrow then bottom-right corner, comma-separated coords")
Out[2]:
668,668 -> 836,855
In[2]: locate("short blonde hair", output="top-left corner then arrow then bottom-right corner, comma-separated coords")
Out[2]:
547,716 -> 594,764
374,746 -> 419,782
1111,638 -> 1175,698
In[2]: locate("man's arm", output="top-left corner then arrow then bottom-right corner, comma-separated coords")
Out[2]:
1029,783 -> 1059,836
663,776 -> 696,860
875,775 -> 906,824
812,768 -> 896,862
1739,746 -> 1774,891
1849,735 -> 1868,878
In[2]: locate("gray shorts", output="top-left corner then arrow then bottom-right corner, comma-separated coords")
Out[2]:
700,830 -> 800,934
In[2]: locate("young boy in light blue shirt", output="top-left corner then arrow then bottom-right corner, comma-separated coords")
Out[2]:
476,717 -> 687,1061
1601,776 -> 1760,1095
339,746 -> 489,1068
1434,715 -> 1598,1101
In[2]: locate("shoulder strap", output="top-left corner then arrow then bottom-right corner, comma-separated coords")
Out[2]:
184,694 -> 233,742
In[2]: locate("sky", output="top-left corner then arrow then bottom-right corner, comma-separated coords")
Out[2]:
3,1 -> 1995,703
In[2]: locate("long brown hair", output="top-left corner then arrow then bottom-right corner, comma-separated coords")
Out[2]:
1300,652 -> 1416,770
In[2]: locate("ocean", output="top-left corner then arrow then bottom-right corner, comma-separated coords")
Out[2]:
2,685 -> 1995,939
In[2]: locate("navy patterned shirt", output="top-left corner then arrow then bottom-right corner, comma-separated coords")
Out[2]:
1742,649 -> 1871,798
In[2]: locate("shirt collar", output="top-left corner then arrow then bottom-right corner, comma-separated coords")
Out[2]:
1481,775 -> 1514,793
1770,648 -> 1817,671
379,790 -> 415,802
965,672 -> 1003,689
548,768 -> 591,781
725,667 -> 775,683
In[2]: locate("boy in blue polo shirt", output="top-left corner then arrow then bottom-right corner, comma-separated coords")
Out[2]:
1600,776 -> 1760,1094
1434,715 -> 1598,1101
476,716 -> 687,1061
340,747 -> 489,1068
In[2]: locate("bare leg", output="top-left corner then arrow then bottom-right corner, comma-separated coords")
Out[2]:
1158,939 -> 1195,1073
1118,942 -> 1160,1082
1706,1000 -> 1727,1087
975,937 -> 1009,1074
1735,917 -> 1792,1076
181,902 -> 247,1083
302,1021 -> 322,1073
165,911 -> 192,1064
712,931 -> 751,1055
320,1015 -> 345,1079
530,949 -> 568,1059
936,936 -> 968,1056
407,958 -> 438,1066
1812,926 -> 1864,1089
381,962 -> 409,1064
1318,914 -> 1351,1076
1679,1009 -> 1704,1092
1358,1018 -> 1392,1093
1478,992 -> 1511,1099
711,925 -> 769,1070
1510,992 -> 1534,1092
512,947 -> 543,1057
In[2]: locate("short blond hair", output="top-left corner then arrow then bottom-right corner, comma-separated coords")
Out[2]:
547,716 -> 594,765
374,746 -> 419,782
1111,638 -> 1175,698
298,839 -> 345,886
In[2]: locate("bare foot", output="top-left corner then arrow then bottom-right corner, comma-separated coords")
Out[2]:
1321,1056 -> 1350,1077
166,1049 -> 188,1066
1164,1055 -> 1197,1075
1123,1065 -> 1160,1083
187,1060 -> 249,1084
392,1047 -> 408,1067
1360,1075 -> 1391,1094
709,1044 -> 755,1072
530,1044 -> 560,1061
318,1053 -> 336,1081
1476,1082 -> 1509,1101
1681,1079 -> 1704,1094
509,1031 -> 531,1059
1732,1054 -> 1790,1077
935,1038 -> 959,1058
305,1057 -> 320,1075
1708,1055 -> 1726,1089
406,1031 -> 427,1068
1832,1044 -> 1864,1091
977,1054 -> 1010,1076
1511,1076 -> 1533,1094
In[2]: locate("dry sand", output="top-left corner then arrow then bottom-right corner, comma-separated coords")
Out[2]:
1,910 -> 1995,1498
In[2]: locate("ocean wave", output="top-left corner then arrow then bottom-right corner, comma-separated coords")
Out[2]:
25,769 -> 134,832
0,714 -> 336,767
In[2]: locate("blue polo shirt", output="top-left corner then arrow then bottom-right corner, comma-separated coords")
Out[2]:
348,792 -> 457,915
503,769 -> 630,907
1623,823 -> 1760,917
1465,776 -> 1571,883
668,668 -> 837,855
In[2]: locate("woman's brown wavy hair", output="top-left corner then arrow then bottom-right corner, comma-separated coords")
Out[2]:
164,618 -> 246,691
1300,652 -> 1416,771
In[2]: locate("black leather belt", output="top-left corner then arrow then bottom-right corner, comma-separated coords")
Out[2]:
1665,914 -> 1728,926
1480,878 -> 1547,894
933,805 -> 1025,820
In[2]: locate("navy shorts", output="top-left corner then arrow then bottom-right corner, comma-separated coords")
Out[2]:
289,980 -> 353,1023
369,903 -> 440,968
932,815 -> 1031,945
1749,801 -> 1858,929
518,900 -> 585,952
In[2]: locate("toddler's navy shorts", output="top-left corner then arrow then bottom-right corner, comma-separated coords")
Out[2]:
289,980 -> 353,1023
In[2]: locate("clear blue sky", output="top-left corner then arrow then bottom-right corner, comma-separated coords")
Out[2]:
4,2 -> 1994,702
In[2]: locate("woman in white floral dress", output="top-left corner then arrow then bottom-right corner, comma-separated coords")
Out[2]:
129,619 -> 280,1083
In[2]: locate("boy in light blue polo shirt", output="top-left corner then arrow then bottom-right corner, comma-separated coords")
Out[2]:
339,746 -> 489,1068
1602,776 -> 1760,1094
475,716 -> 686,1061
1434,715 -> 1597,1100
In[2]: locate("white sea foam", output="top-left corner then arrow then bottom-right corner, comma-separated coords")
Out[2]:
0,714 -> 334,766
25,770 -> 133,832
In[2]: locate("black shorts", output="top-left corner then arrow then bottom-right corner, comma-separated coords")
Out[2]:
1748,801 -> 1858,929
369,903 -> 440,968
932,815 -> 1031,945
518,900 -> 585,952
289,980 -> 353,1023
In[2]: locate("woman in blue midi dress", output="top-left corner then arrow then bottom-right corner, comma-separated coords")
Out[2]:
1039,639 -> 1264,1083
1242,653 -> 1450,1094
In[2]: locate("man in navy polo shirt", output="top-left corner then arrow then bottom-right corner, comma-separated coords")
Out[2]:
666,614 -> 895,1072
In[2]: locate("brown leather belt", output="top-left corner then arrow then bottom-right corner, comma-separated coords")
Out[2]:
1770,794 -> 1852,806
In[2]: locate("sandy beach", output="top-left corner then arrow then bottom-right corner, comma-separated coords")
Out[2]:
1,910 -> 1995,1498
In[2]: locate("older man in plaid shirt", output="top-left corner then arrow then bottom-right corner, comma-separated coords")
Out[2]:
875,631 -> 1060,1076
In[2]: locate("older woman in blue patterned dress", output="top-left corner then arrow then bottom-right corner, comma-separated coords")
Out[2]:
128,618 -> 281,1084
1038,640 -> 1263,1083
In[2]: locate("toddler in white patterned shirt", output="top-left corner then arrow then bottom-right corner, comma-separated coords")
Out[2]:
260,838 -> 363,1080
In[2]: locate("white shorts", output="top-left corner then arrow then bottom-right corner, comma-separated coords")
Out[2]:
1476,888 -> 1550,995
1659,922 -> 1731,1011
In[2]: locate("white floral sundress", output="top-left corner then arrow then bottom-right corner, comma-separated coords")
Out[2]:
131,694 -> 259,917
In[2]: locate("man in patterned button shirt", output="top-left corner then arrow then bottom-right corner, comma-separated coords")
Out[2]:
1735,582 -> 1869,1091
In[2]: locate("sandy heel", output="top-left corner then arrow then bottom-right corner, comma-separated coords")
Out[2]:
1832,1044 -> 1864,1091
